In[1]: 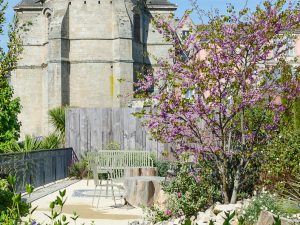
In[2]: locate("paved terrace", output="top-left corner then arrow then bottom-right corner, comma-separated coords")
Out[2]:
24,179 -> 144,225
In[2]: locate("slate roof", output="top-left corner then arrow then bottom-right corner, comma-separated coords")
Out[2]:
146,0 -> 176,6
15,0 -> 176,9
15,0 -> 43,8
16,0 -> 175,6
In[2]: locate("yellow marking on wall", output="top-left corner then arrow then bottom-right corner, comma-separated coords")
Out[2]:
110,74 -> 114,99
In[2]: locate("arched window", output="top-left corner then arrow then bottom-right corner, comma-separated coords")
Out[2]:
46,13 -> 51,37
43,8 -> 52,40
133,14 -> 141,42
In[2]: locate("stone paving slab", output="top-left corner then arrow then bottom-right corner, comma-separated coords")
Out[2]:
26,179 -> 144,225
22,179 -> 80,203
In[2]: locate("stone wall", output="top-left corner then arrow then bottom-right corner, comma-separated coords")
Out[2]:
12,0 -> 177,138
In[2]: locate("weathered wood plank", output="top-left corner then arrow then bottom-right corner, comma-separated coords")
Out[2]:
66,108 -> 168,156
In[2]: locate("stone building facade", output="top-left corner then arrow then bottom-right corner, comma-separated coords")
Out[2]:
12,0 -> 177,137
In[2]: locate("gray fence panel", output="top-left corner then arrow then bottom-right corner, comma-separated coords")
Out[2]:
66,108 -> 171,157
0,148 -> 73,192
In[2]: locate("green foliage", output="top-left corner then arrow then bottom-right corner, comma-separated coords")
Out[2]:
273,215 -> 282,225
5,134 -> 60,152
146,161 -> 221,223
40,133 -> 61,150
262,126 -> 300,187
223,211 -> 236,225
69,159 -> 89,179
0,178 -> 8,190
104,141 -> 121,150
280,176 -> 300,207
0,175 -> 94,225
276,198 -> 300,215
151,154 -> 175,177
144,204 -> 172,223
0,176 -> 30,224
14,135 -> 42,152
240,192 -> 290,225
164,161 -> 221,218
0,0 -> 23,153
155,159 -> 171,177
292,98 -> 300,131
48,106 -> 66,145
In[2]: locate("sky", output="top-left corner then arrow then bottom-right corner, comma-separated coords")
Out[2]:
0,0 -> 263,51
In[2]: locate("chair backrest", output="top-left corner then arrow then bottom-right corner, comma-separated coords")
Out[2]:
87,150 -> 154,179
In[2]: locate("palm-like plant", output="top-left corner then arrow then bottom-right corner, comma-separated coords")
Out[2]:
12,135 -> 42,152
48,107 -> 66,145
40,133 -> 60,150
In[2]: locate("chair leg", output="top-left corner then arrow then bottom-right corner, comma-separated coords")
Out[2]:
105,179 -> 109,199
118,185 -> 121,197
111,178 -> 116,206
97,180 -> 103,208
87,170 -> 90,186
92,185 -> 97,206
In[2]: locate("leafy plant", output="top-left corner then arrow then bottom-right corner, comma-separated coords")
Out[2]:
69,159 -> 89,179
240,192 -> 291,225
40,133 -> 61,149
6,133 -> 60,152
144,204 -> 172,224
13,135 -> 42,152
262,126 -> 300,188
223,211 -> 236,225
276,198 -> 300,215
48,106 -> 66,145
0,176 -> 95,225
0,176 -> 31,224
280,176 -> 300,207
0,179 -> 8,191
273,215 -> 282,225
151,154 -> 175,177
104,141 -> 121,150
0,0 -> 23,153
145,160 -> 221,223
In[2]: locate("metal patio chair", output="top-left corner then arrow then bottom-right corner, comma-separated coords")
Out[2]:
91,164 -> 116,207
91,158 -> 119,207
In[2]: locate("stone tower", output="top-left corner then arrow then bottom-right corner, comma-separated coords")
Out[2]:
12,0 -> 177,137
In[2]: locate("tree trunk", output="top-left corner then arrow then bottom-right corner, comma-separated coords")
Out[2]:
219,163 -> 230,204
230,167 -> 241,204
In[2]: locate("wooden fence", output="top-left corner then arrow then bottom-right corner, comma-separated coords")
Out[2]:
65,108 -> 170,157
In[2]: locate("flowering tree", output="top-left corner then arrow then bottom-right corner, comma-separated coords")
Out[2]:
136,0 -> 300,204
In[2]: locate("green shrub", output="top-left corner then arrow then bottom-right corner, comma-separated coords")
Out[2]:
163,162 -> 221,218
0,176 -> 31,224
69,159 -> 89,179
240,192 -> 290,225
144,204 -> 172,223
40,133 -> 61,149
0,189 -> 30,217
104,142 -> 121,150
145,160 -> 221,223
261,127 -> 300,189
276,198 -> 300,215
152,156 -> 175,177
5,133 -> 61,152
0,179 -> 8,191
0,175 -> 94,225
